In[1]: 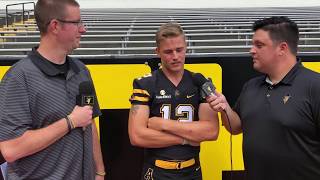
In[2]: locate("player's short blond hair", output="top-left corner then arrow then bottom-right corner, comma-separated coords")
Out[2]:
155,22 -> 185,47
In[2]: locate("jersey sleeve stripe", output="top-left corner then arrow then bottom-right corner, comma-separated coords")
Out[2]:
133,89 -> 150,96
130,96 -> 149,102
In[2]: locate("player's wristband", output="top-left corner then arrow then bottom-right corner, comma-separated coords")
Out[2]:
96,171 -> 106,176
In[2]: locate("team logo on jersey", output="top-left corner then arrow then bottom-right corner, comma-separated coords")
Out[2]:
160,90 -> 166,96
156,90 -> 171,99
175,90 -> 180,97
144,168 -> 154,180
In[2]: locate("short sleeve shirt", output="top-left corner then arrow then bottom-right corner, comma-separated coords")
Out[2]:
234,62 -> 320,180
0,48 -> 101,180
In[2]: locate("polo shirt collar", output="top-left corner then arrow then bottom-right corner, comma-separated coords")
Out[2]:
28,47 -> 80,77
263,59 -> 302,86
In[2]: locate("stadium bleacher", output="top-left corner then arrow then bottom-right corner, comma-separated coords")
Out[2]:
1,7 -> 320,58
1,4 -> 320,180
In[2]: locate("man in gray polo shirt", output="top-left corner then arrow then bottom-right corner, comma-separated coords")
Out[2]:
0,0 -> 105,179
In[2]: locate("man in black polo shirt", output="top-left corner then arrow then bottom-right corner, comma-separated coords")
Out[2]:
0,0 -> 105,179
207,16 -> 320,180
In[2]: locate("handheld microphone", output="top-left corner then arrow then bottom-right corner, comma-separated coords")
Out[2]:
192,73 -> 216,99
76,81 -> 95,131
192,73 -> 234,173
76,81 -> 95,106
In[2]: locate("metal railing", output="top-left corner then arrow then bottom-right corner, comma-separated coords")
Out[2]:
6,2 -> 35,27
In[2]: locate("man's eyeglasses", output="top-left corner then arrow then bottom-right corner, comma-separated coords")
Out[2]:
56,19 -> 85,28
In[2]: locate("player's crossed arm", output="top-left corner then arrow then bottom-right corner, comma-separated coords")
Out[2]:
148,103 -> 219,143
128,104 -> 200,148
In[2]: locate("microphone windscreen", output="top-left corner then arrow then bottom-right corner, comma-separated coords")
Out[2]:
79,81 -> 94,95
192,73 -> 208,87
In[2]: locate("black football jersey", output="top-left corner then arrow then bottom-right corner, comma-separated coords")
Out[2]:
130,69 -> 205,160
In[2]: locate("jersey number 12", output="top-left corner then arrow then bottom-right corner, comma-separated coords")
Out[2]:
160,104 -> 194,122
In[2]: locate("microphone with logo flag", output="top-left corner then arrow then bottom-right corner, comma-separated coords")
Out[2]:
192,73 -> 234,173
76,81 -> 95,131
76,81 -> 95,106
192,73 -> 216,99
